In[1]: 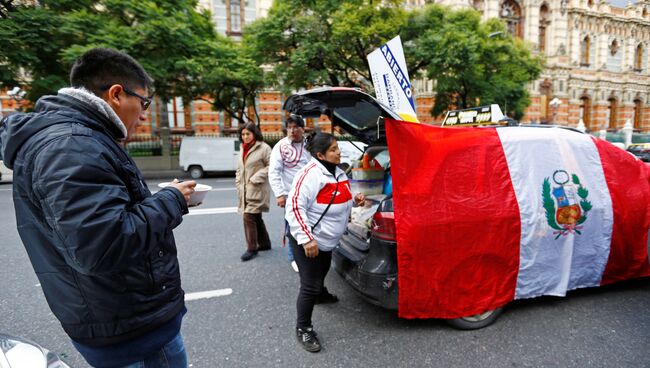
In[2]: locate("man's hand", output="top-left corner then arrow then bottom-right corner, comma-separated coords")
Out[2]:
169,179 -> 197,204
303,239 -> 319,258
276,195 -> 286,208
354,193 -> 366,206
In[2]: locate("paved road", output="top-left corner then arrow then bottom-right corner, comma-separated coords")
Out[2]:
0,178 -> 649,368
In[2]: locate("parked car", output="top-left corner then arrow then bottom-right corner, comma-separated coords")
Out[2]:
179,136 -> 240,179
627,143 -> 650,162
284,87 -> 650,330
0,333 -> 71,367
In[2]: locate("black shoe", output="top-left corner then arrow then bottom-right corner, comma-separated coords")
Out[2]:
240,251 -> 257,262
315,288 -> 339,304
296,327 -> 321,352
258,246 -> 272,251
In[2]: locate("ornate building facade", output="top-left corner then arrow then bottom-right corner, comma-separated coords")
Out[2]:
417,0 -> 650,131
3,0 -> 648,134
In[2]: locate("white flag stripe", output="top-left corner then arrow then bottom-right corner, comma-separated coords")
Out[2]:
185,288 -> 233,301
186,207 -> 238,216
497,127 -> 614,299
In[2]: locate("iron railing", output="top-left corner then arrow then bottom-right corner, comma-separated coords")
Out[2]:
125,132 -> 357,157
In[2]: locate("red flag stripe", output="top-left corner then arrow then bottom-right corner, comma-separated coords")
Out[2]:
594,139 -> 650,284
386,120 -> 521,319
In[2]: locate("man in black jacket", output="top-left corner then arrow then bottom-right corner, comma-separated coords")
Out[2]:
0,48 -> 196,368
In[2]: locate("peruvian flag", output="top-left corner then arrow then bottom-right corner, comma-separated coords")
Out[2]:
386,119 -> 650,319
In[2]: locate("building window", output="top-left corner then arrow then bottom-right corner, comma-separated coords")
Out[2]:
634,99 -> 643,129
635,43 -> 644,71
539,80 -> 552,123
580,36 -> 590,66
609,40 -> 618,55
473,0 -> 484,13
167,97 -> 185,129
226,0 -> 243,35
579,96 -> 591,129
607,98 -> 617,130
500,0 -> 523,38
539,4 -> 550,53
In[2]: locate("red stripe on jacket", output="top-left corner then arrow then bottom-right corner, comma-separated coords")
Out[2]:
386,120 -> 521,319
594,139 -> 650,284
292,163 -> 317,240
316,180 -> 352,204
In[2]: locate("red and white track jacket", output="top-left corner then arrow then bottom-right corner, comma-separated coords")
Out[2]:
286,158 -> 353,251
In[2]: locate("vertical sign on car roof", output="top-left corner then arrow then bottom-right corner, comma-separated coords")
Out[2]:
367,36 -> 419,123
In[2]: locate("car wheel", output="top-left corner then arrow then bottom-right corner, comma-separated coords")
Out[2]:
446,307 -> 503,330
189,166 -> 204,179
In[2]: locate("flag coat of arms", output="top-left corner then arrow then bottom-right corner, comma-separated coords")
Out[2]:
386,119 -> 650,319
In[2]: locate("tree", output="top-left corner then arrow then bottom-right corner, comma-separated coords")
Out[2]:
244,0 -> 407,93
245,1 -> 543,120
0,0 -> 263,123
404,5 -> 544,119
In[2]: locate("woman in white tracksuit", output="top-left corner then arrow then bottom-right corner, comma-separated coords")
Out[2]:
285,132 -> 364,353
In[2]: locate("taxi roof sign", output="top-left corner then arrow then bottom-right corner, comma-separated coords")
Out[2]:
441,104 -> 505,127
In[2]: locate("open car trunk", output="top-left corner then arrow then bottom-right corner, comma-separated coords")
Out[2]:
283,87 -> 401,146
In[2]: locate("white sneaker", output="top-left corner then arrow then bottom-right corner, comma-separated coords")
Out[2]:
291,261 -> 299,273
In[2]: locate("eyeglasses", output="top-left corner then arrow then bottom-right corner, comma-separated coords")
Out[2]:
287,126 -> 303,131
122,87 -> 152,110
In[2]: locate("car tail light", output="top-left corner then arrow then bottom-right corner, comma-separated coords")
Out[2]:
371,211 -> 396,241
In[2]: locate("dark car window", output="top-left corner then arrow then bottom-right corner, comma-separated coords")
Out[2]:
334,102 -> 384,131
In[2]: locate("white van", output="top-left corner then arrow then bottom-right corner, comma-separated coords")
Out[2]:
179,136 -> 240,179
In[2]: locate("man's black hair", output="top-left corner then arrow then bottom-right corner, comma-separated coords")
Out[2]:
286,114 -> 305,128
70,48 -> 153,97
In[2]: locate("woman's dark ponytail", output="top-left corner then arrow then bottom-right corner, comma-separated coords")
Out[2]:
305,132 -> 335,157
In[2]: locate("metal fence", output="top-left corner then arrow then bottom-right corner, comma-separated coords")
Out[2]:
125,131 -> 356,157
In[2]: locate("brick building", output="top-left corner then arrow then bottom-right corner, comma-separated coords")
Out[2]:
4,0 -> 648,134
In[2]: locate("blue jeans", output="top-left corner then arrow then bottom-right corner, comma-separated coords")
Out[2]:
119,332 -> 187,368
285,220 -> 295,262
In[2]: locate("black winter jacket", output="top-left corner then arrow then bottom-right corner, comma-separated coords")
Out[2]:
0,92 -> 188,346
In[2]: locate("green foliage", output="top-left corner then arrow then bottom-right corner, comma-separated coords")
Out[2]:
404,5 -> 544,119
246,1 -> 543,120
244,0 -> 406,93
0,0 -> 263,122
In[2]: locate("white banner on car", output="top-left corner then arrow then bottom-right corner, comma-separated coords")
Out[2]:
367,36 -> 419,123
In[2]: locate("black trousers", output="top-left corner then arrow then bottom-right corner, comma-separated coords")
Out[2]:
288,234 -> 332,329
243,213 -> 271,252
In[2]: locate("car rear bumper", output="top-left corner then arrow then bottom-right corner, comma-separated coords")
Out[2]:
333,233 -> 398,310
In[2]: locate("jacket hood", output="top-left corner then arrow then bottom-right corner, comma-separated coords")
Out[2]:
0,88 -> 127,169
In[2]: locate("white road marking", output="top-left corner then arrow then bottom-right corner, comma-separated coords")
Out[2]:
187,207 -> 238,216
150,188 -> 235,194
185,288 -> 233,301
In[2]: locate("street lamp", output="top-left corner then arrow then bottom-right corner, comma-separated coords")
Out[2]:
549,97 -> 561,124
